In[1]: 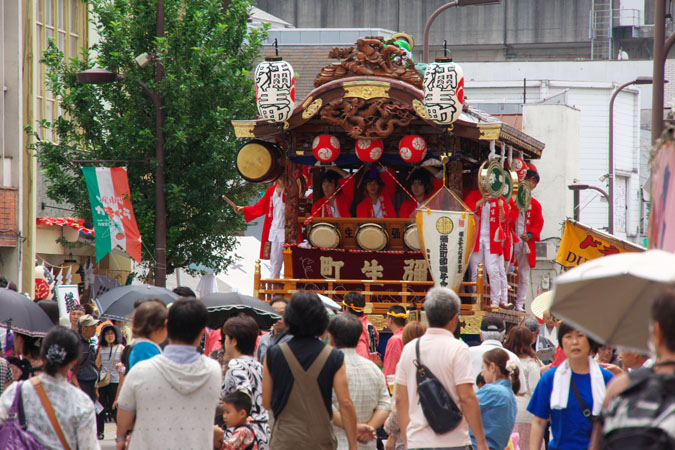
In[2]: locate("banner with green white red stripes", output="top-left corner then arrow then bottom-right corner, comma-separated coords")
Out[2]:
82,167 -> 142,263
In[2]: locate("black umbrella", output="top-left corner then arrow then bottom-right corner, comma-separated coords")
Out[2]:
200,292 -> 281,330
0,289 -> 55,337
95,284 -> 178,321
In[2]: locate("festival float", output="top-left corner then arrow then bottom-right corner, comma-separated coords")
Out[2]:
231,34 -> 544,327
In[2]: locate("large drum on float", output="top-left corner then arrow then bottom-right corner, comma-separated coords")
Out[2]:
403,224 -> 421,251
308,223 -> 341,249
236,140 -> 282,184
356,223 -> 389,251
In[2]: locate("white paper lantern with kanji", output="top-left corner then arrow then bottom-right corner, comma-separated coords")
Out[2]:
399,135 -> 427,163
510,157 -> 528,181
423,57 -> 464,125
312,134 -> 340,163
254,57 -> 295,123
355,139 -> 383,162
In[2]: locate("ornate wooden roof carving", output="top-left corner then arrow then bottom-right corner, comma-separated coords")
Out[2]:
314,36 -> 423,90
231,76 -> 545,159
320,97 -> 415,139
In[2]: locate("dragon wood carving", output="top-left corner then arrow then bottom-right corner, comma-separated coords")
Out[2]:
314,36 -> 423,89
320,97 -> 415,139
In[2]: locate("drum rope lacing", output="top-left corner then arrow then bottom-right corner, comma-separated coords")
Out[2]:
303,165 -> 364,226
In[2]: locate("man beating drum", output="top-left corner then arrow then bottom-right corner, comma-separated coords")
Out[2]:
230,178 -> 286,279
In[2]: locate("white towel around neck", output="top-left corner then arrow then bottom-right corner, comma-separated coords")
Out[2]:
550,356 -> 606,416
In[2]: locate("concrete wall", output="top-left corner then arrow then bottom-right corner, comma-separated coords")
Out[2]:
519,104 -> 581,307
522,104 -> 581,241
257,0 -> 659,61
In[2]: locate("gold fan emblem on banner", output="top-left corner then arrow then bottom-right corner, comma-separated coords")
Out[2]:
435,217 -> 454,234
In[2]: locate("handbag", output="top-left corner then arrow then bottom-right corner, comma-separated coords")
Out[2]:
32,377 -> 70,450
97,345 -> 119,388
414,337 -> 463,434
0,381 -> 45,449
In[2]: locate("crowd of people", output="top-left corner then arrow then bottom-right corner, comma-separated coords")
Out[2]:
0,284 -> 673,450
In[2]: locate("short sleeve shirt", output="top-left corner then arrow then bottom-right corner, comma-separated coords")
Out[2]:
394,328 -> 474,449
527,366 -> 613,450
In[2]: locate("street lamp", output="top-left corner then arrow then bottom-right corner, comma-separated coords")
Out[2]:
76,0 -> 167,287
568,184 -> 610,225
608,76 -> 653,235
422,0 -> 502,63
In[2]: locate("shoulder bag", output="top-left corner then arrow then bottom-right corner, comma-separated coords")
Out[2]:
97,344 -> 119,388
31,377 -> 71,450
0,381 -> 45,449
414,337 -> 463,434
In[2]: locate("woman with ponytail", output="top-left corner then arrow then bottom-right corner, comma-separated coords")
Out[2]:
470,348 -> 519,450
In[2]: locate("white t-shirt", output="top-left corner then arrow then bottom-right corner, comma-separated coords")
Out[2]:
268,188 -> 285,243
395,328 -> 474,449
480,201 -> 491,240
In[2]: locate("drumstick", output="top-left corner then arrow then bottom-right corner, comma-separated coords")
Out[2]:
222,195 -> 237,209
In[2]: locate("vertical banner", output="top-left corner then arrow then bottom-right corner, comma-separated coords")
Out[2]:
55,285 -> 80,321
417,209 -> 476,290
649,140 -> 675,250
82,167 -> 142,263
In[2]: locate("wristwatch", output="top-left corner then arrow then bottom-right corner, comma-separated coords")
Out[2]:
115,437 -> 127,443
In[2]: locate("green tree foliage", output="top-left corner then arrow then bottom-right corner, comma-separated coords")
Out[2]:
30,0 -> 265,274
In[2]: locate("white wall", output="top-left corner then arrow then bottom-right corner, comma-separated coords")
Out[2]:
522,104 -> 581,241
461,60 -> 653,109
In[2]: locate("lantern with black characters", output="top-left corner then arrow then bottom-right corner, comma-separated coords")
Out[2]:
423,57 -> 464,125
254,56 -> 295,123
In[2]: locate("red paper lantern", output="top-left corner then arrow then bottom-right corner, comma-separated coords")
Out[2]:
312,134 -> 340,163
355,139 -> 383,162
527,162 -> 538,173
510,157 -> 528,181
398,135 -> 427,163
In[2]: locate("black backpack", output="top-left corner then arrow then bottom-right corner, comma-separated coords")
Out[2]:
600,367 -> 675,450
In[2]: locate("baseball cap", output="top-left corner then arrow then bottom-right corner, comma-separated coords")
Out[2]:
480,316 -> 505,332
78,314 -> 98,327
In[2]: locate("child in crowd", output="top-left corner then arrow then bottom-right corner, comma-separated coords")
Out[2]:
471,348 -> 519,450
220,391 -> 258,450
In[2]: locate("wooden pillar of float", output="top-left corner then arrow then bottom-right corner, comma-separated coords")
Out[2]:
283,248 -> 293,278
253,260 -> 261,299
284,160 -> 300,245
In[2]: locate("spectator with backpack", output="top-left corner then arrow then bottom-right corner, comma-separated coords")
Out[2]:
590,289 -> 675,450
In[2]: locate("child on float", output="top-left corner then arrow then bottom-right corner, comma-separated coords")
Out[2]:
355,165 -> 397,218
470,348 -> 519,450
398,166 -> 443,219
220,391 -> 258,450
312,167 -> 354,218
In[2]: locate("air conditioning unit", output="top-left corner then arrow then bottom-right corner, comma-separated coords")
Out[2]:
535,241 -> 556,261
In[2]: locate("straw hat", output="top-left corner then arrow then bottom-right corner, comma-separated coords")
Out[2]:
529,291 -> 553,320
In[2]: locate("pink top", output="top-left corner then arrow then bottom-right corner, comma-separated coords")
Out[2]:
382,327 -> 404,377
355,315 -> 380,363
394,328 -> 474,448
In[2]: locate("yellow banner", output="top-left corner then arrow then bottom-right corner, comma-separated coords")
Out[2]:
555,219 -> 644,267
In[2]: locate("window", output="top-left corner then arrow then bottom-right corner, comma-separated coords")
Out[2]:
34,0 -> 87,141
